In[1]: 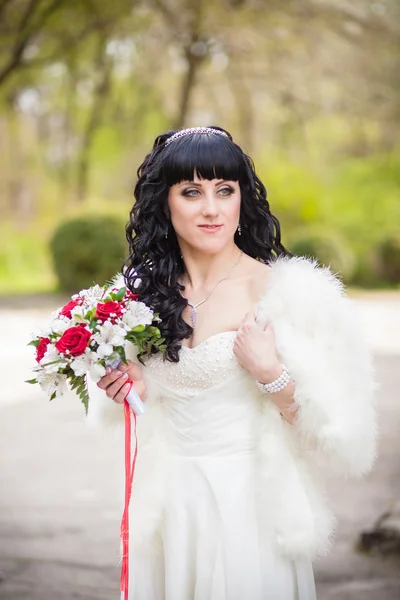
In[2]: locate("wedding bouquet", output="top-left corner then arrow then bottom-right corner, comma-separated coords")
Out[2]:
26,273 -> 165,599
26,274 -> 167,414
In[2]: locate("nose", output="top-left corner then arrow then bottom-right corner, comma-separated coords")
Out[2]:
201,190 -> 219,217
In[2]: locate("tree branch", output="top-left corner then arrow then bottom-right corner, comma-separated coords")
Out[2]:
0,0 -> 69,87
76,35 -> 113,201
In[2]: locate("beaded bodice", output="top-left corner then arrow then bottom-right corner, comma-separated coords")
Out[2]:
142,331 -> 245,398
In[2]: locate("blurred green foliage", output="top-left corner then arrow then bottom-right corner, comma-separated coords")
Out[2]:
50,216 -> 128,293
1,147 -> 399,293
375,234 -> 400,285
0,0 -> 399,294
287,226 -> 357,283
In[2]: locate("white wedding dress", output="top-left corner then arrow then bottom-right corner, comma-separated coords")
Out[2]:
125,331 -> 317,600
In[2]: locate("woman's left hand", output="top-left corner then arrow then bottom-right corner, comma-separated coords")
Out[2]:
233,312 -> 281,383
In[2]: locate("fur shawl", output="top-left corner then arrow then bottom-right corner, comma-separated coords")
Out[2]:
86,255 -> 378,560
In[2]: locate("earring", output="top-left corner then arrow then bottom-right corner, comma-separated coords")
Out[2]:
165,230 -> 168,239
238,223 -> 241,236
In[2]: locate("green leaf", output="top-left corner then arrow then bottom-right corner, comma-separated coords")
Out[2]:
41,359 -> 66,367
114,286 -> 126,301
114,345 -> 127,364
68,373 -> 89,414
85,308 -> 96,320
131,324 -> 145,333
28,339 -> 40,348
50,392 -> 57,401
25,378 -> 37,384
146,326 -> 160,335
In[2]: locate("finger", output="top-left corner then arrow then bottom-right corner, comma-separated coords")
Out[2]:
119,360 -> 143,380
113,381 -> 133,405
263,319 -> 272,331
105,372 -> 130,398
97,368 -> 125,389
243,311 -> 256,326
239,311 -> 256,333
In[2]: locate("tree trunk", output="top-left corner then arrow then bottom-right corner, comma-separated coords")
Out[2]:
76,37 -> 113,202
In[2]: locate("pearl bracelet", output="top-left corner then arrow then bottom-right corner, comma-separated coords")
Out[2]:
255,364 -> 291,394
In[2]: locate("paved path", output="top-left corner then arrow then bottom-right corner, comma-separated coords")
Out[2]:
0,293 -> 399,599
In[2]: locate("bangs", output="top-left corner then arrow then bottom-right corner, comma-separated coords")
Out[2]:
161,133 -> 247,186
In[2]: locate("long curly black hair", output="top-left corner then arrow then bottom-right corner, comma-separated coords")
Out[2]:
123,126 -> 292,365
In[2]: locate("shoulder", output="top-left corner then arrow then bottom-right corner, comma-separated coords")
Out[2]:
242,256 -> 273,304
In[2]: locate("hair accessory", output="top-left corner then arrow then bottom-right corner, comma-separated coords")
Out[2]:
165,127 -> 229,147
255,364 -> 291,394
237,223 -> 241,236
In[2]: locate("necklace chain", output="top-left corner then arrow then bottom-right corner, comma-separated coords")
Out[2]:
179,250 -> 244,328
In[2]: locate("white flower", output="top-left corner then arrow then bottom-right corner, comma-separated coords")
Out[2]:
122,301 -> 154,330
78,284 -> 106,308
93,320 -> 127,348
40,345 -> 68,373
70,305 -> 87,323
31,325 -> 50,339
35,370 -> 68,398
96,343 -> 114,358
70,352 -> 92,376
89,362 -> 106,383
49,318 -> 70,335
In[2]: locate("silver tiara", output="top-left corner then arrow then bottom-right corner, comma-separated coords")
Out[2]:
165,127 -> 229,146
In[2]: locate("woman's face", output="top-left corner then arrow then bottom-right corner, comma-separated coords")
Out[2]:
167,171 -> 241,253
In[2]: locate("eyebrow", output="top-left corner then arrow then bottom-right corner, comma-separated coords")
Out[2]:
178,180 -> 233,187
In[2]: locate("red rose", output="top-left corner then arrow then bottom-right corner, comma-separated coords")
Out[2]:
36,337 -> 51,363
125,290 -> 139,301
55,324 -> 92,356
60,298 -> 83,319
95,301 -> 124,323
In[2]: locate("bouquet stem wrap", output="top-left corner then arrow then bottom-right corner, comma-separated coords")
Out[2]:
120,380 -> 138,600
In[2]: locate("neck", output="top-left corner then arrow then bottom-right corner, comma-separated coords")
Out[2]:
179,244 -> 242,292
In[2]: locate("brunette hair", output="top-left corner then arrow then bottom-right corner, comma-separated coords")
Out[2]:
123,126 -> 292,364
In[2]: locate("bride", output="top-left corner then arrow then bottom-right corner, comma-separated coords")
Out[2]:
89,126 -> 377,600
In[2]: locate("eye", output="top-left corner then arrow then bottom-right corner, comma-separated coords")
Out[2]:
219,186 -> 234,196
182,188 -> 200,197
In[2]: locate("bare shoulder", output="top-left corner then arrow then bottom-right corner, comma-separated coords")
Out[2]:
240,255 -> 272,303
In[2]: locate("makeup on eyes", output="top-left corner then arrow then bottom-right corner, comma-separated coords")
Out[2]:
181,185 -> 235,197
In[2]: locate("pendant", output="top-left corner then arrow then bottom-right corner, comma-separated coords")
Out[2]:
190,305 -> 197,328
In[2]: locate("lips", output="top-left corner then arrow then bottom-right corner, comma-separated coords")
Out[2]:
198,225 -> 223,229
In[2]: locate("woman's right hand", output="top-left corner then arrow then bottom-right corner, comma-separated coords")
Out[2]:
96,360 -> 147,404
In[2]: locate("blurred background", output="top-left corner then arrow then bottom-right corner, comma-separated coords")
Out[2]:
0,0 -> 400,292
0,0 -> 399,598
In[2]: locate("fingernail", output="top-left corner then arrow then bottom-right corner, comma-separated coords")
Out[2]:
105,367 -> 111,374
123,383 -> 130,390
118,363 -> 128,371
121,373 -> 128,379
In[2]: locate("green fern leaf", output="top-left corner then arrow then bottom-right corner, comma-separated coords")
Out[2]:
68,373 -> 90,415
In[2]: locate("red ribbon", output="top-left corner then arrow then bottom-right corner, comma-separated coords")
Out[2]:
120,380 -> 138,600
